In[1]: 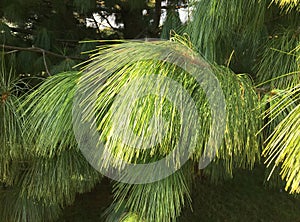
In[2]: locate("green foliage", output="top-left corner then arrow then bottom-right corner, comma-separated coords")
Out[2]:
263,84 -> 300,194
202,67 -> 261,182
260,37 -> 300,193
1,71 -> 102,219
73,0 -> 96,14
19,150 -> 101,205
0,0 -> 119,77
260,88 -> 297,137
272,0 -> 300,11
0,187 -> 62,222
77,39 -> 260,184
70,38 -> 261,220
161,10 -> 183,39
0,55 -> 24,185
22,72 -> 79,157
109,166 -> 192,222
187,0 -> 266,71
0,0 -> 300,221
50,58 -> 78,75
255,28 -> 300,88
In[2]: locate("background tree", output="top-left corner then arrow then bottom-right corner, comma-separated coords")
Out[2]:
0,0 -> 299,221
0,0 -> 186,77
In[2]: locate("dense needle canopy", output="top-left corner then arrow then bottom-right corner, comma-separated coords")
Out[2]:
0,0 -> 299,221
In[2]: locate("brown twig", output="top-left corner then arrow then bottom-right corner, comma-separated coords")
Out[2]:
41,49 -> 51,76
92,13 -> 101,33
98,12 -> 119,31
1,44 -> 85,61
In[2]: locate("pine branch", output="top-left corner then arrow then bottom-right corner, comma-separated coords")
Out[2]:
42,50 -> 51,76
92,14 -> 101,33
98,12 -> 119,31
154,0 -> 162,29
1,44 -> 85,61
161,5 -> 189,10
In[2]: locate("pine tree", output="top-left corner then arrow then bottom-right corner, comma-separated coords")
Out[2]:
0,0 -> 299,221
